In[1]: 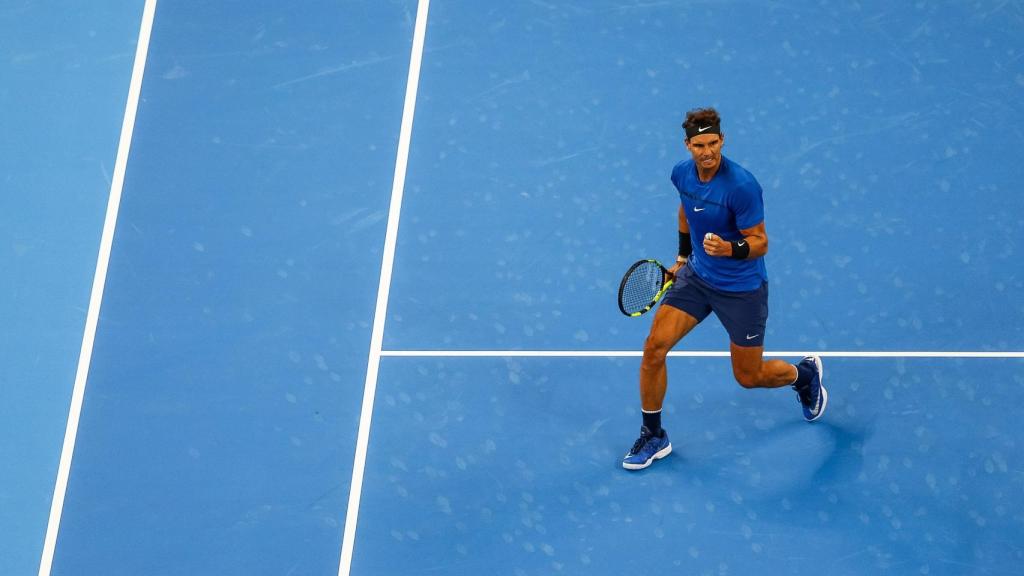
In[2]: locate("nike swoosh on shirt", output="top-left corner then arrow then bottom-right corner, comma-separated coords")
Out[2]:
693,207 -> 705,212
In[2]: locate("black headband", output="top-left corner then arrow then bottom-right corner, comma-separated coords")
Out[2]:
684,121 -> 721,139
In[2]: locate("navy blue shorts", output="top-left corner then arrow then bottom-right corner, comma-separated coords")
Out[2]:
661,265 -> 769,347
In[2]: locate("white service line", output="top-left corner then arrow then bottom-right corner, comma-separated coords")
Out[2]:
337,1 -> 431,575
37,1 -> 158,575
380,350 -> 1024,358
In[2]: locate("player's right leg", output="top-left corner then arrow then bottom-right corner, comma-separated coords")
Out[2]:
623,303 -> 701,470
639,304 -> 701,410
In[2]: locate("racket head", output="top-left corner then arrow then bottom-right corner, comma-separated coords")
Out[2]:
617,259 -> 673,317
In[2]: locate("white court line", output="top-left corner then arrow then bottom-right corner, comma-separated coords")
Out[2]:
380,350 -> 1024,358
337,1 -> 430,575
38,1 -> 158,575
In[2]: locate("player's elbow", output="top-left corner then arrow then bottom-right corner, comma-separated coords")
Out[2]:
749,235 -> 765,258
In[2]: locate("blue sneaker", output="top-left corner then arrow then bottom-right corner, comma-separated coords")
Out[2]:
622,426 -> 672,470
794,355 -> 828,421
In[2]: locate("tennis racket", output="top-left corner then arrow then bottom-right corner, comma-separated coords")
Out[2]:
617,259 -> 673,317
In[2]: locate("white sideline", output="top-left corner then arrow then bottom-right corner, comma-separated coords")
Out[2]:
337,1 -> 431,575
38,1 -> 158,574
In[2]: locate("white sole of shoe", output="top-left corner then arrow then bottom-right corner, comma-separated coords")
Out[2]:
622,443 -> 672,470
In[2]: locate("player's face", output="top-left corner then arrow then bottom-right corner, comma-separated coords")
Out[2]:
686,133 -> 723,172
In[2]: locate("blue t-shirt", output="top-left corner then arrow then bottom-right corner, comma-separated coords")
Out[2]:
670,155 -> 768,291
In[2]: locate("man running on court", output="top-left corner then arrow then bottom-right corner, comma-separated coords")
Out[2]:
623,107 -> 827,470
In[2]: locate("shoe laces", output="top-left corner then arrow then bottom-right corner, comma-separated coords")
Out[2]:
792,383 -> 813,406
626,428 -> 659,455
630,433 -> 653,455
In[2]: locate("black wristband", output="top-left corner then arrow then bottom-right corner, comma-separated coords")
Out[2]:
729,239 -> 750,260
678,231 -> 692,258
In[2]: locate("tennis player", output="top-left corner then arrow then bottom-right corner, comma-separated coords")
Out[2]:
623,107 -> 827,470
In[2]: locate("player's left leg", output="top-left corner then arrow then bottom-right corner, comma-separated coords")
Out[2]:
729,345 -> 827,421
714,281 -> 827,421
728,343 -> 798,389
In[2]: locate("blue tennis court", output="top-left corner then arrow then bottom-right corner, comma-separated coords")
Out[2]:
4,1 -> 1023,575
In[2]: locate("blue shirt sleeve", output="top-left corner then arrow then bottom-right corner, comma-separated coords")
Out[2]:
670,161 -> 685,193
731,178 -> 765,230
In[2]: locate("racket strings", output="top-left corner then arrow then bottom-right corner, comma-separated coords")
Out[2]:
620,262 -> 666,314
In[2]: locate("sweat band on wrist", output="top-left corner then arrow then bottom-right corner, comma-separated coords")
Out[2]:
678,231 -> 692,258
730,240 -> 750,260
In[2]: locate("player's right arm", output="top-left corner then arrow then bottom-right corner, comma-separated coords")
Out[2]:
668,205 -> 690,277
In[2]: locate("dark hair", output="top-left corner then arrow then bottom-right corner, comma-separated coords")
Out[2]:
682,107 -> 721,135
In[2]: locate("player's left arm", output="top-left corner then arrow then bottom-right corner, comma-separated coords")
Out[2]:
719,177 -> 767,259
703,221 -> 767,259
737,221 -> 767,259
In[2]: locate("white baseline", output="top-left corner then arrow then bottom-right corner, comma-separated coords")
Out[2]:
380,350 -> 1024,358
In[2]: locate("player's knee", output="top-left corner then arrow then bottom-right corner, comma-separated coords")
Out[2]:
641,337 -> 670,365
